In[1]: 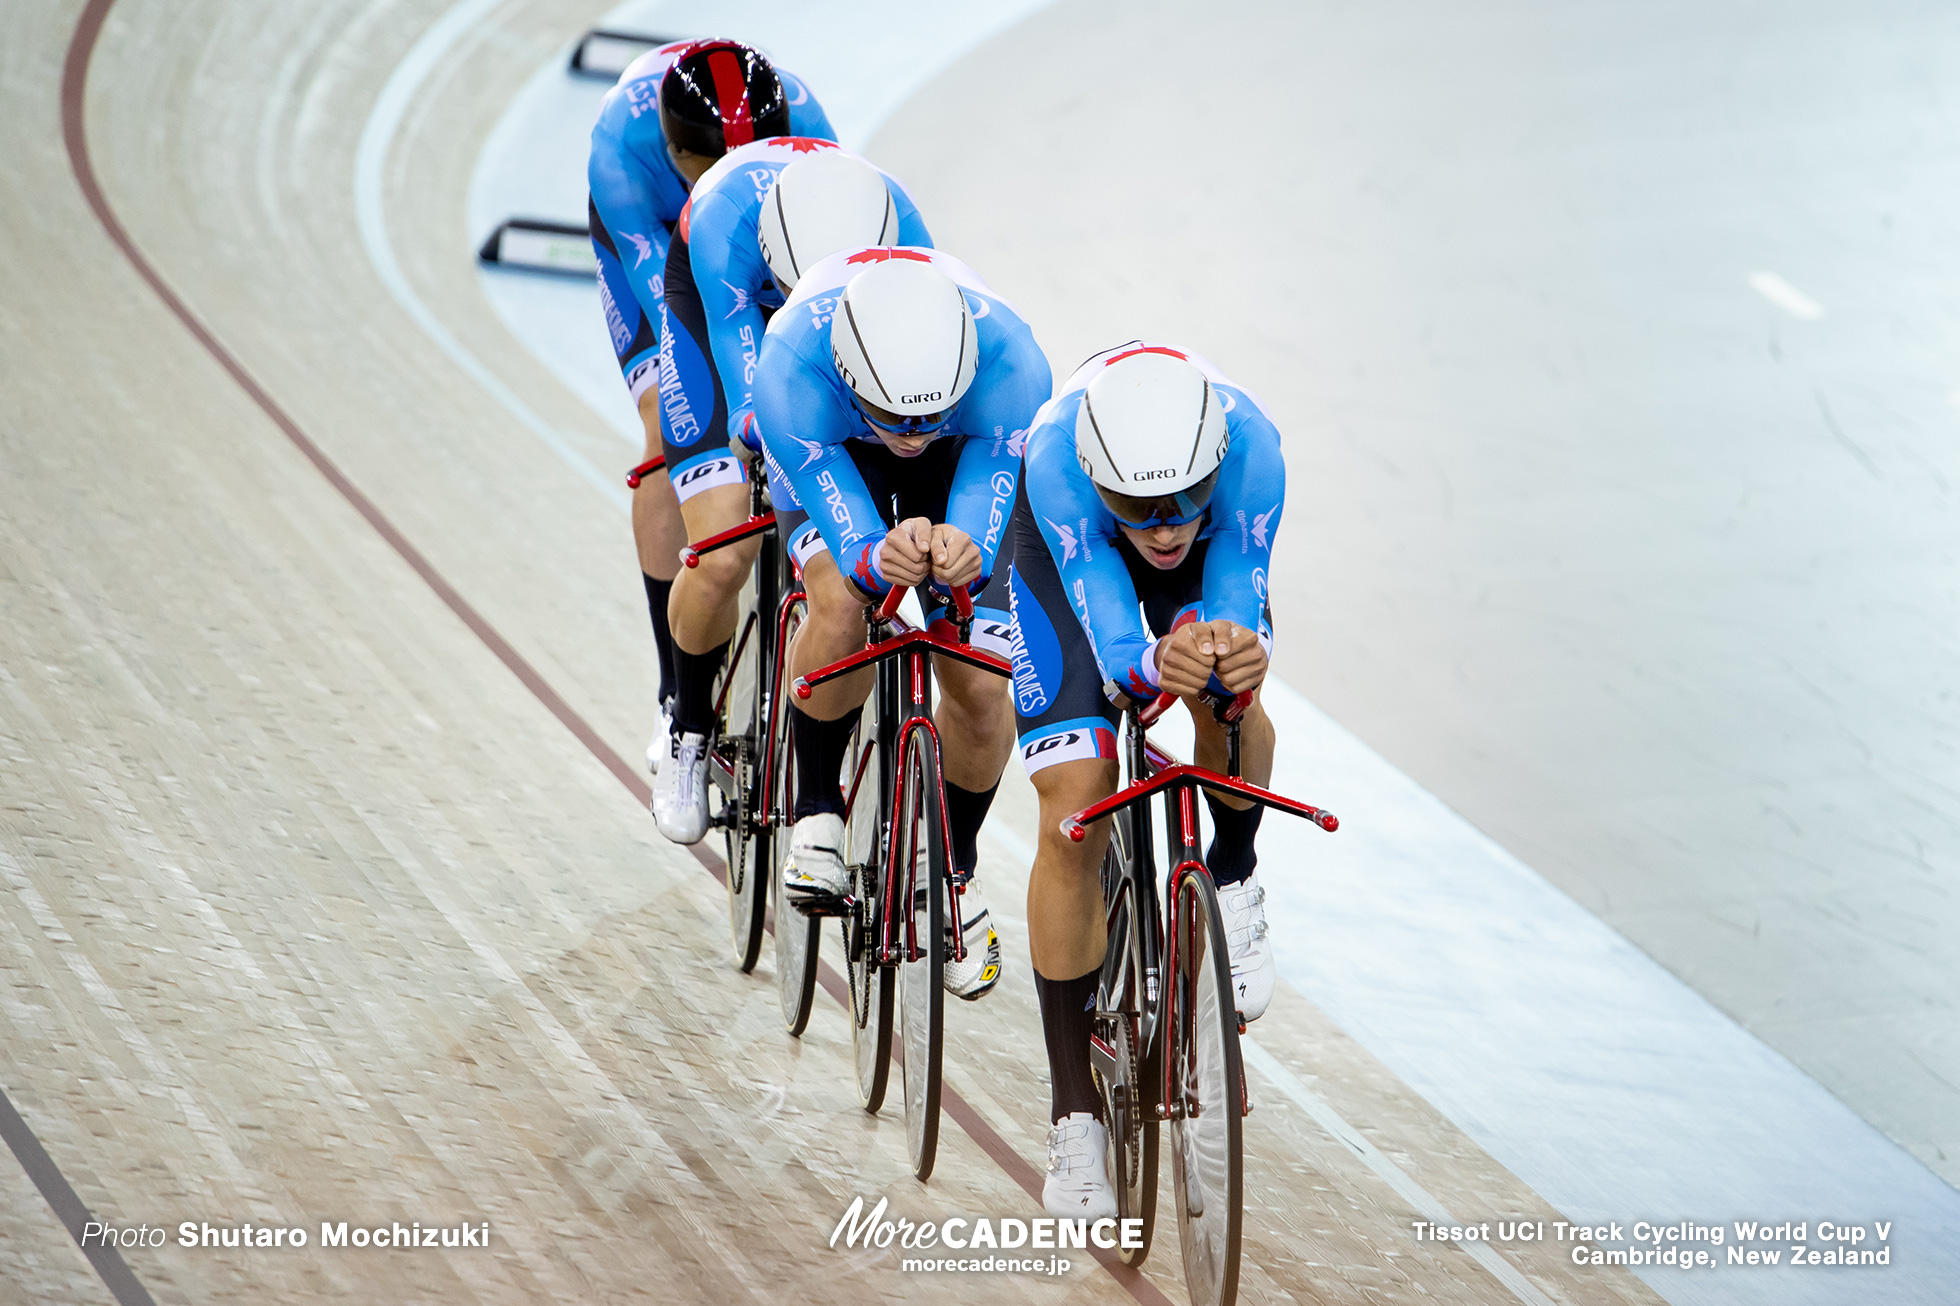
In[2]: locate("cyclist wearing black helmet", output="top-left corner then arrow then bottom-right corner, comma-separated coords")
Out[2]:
587,40 -> 836,786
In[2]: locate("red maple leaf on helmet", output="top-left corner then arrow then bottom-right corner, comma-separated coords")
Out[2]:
845,248 -> 932,265
1106,344 -> 1188,366
778,137 -> 837,153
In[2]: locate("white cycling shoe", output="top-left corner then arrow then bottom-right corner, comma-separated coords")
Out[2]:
1218,872 -> 1274,1022
942,875 -> 1002,1001
1043,1113 -> 1117,1220
644,698 -> 674,775
650,730 -> 709,844
782,813 -> 849,909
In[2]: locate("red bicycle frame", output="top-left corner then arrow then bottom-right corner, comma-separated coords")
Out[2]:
1063,690 -> 1338,1120
793,585 -> 1011,967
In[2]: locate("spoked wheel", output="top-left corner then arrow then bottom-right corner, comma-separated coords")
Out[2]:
718,579 -> 767,972
896,726 -> 947,1180
771,598 -> 820,1034
842,700 -> 891,1112
1093,814 -> 1158,1265
1170,868 -> 1243,1306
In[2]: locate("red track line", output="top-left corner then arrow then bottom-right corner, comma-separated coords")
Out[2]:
61,6 -> 1172,1304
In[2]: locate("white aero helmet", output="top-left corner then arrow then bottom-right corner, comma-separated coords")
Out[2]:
1075,349 -> 1229,524
829,254 -> 978,428
756,153 -> 899,290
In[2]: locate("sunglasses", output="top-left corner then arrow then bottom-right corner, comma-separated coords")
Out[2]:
1094,472 -> 1219,529
854,395 -> 952,437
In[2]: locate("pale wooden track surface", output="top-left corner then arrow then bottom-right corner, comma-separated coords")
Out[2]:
870,0 -> 1960,1183
0,0 -> 1662,1302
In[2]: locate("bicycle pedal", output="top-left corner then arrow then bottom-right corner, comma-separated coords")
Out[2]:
788,889 -> 854,919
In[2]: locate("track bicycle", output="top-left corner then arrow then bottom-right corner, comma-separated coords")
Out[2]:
678,453 -> 826,1037
1062,690 -> 1338,1306
792,582 -> 1011,1180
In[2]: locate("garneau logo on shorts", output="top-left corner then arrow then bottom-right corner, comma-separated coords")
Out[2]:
672,456 -> 745,503
1022,730 -> 1109,770
983,470 -> 1014,554
791,523 -> 828,567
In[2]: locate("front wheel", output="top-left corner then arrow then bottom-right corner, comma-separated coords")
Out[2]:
896,726 -> 947,1181
719,590 -> 766,972
842,699 -> 891,1112
1095,813 -> 1158,1265
1169,867 -> 1243,1306
771,598 -> 821,1034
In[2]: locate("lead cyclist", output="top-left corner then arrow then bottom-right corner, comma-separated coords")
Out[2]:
751,247 -> 1053,1000
1006,344 -> 1285,1216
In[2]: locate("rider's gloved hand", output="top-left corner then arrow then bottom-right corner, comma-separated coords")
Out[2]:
929,524 -> 981,589
879,517 -> 935,587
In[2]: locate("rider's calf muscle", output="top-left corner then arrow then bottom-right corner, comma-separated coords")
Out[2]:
670,482 -> 760,653
1027,758 -> 1117,979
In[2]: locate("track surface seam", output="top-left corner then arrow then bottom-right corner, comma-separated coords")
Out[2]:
54,3 -> 1170,1303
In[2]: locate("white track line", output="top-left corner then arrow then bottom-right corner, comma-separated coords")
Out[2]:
1241,1038 -> 1556,1306
353,0 -> 628,511
1748,271 -> 1826,320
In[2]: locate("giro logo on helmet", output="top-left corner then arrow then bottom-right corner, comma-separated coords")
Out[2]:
1133,468 -> 1178,481
900,392 -> 942,405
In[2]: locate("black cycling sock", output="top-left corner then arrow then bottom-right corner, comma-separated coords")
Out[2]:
642,574 -> 677,707
942,780 -> 1000,881
791,703 -> 861,819
1205,793 -> 1264,888
671,640 -> 729,739
1035,966 -> 1104,1124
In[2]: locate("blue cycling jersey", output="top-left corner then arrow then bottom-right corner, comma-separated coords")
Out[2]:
752,248 -> 1052,593
1021,343 -> 1286,702
587,44 -> 836,342
674,139 -> 930,449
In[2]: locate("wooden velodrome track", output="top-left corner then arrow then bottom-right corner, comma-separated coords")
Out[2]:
0,1 -> 1674,1302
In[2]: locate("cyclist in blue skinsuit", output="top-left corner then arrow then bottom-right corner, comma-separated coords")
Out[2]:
650,140 -> 931,843
753,246 -> 1053,1001
1006,343 -> 1285,1219
587,38 -> 834,779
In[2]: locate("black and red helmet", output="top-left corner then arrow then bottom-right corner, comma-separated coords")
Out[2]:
658,41 -> 791,159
